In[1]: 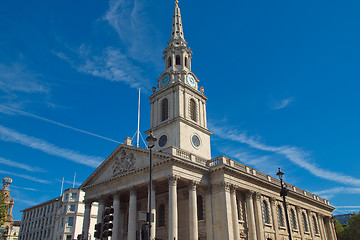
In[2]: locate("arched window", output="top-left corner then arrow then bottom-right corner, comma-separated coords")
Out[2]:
168,57 -> 172,68
176,55 -> 180,65
313,215 -> 319,234
185,57 -> 188,68
161,98 -> 169,121
263,200 -> 270,224
197,195 -> 204,220
291,209 -> 297,230
278,205 -> 285,227
190,99 -> 197,121
158,204 -> 165,227
302,212 -> 309,232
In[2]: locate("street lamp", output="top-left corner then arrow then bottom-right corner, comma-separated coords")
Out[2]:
146,131 -> 157,240
276,167 -> 292,240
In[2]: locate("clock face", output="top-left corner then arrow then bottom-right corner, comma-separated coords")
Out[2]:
187,75 -> 196,88
191,135 -> 201,148
160,74 -> 170,87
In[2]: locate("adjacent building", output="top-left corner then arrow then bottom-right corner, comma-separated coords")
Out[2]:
79,2 -> 337,240
18,189 -> 98,240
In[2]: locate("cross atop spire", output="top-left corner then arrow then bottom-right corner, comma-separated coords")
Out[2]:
169,0 -> 186,46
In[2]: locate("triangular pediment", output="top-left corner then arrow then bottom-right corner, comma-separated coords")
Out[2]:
81,144 -> 171,189
81,145 -> 147,188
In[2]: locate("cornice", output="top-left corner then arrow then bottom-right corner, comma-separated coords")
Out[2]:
146,116 -> 212,136
215,164 -> 334,211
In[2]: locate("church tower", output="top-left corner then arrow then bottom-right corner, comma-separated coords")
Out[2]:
148,1 -> 212,159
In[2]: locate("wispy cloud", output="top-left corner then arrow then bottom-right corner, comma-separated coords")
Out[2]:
0,157 -> 45,172
0,104 -> 121,144
11,186 -> 40,191
313,187 -> 360,197
0,63 -> 48,94
14,198 -> 40,206
211,124 -> 360,187
0,170 -> 50,184
54,46 -> 150,90
0,125 -> 103,168
103,0 -> 162,65
271,97 -> 294,110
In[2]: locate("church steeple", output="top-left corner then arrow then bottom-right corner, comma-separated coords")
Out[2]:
148,1 -> 212,160
169,0 -> 186,46
162,1 -> 193,75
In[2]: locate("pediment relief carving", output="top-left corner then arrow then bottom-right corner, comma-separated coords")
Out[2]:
112,150 -> 136,177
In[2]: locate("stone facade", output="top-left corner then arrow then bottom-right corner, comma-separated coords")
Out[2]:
80,2 -> 337,240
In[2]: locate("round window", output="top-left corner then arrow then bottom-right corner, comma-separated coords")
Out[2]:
192,135 -> 201,148
158,135 -> 168,147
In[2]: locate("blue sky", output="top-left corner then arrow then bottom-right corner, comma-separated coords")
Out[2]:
1,0 -> 360,220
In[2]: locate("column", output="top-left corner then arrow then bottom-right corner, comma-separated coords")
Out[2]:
317,213 -> 325,239
128,187 -> 137,240
189,181 -> 199,240
112,194 -> 121,240
307,210 -> 315,239
204,187 -> 213,240
296,206 -> 305,239
148,182 -> 156,239
230,187 -> 240,240
96,199 -> 106,240
82,200 -> 92,240
168,175 -> 179,240
254,192 -> 265,240
245,191 -> 257,240
325,217 -> 336,240
270,198 -> 279,240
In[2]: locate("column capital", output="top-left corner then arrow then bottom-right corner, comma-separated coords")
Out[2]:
220,182 -> 231,192
189,180 -> 199,191
270,197 -> 277,205
129,186 -> 137,195
147,181 -> 157,190
255,191 -> 262,200
245,190 -> 255,200
113,193 -> 121,201
168,175 -> 180,186
295,205 -> 302,212
230,185 -> 237,194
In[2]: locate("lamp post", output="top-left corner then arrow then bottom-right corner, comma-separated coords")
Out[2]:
146,131 -> 157,240
276,167 -> 292,240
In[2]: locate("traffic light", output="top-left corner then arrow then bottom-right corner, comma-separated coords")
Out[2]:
103,207 -> 114,237
94,223 -> 102,239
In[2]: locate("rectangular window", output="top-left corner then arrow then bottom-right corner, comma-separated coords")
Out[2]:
61,218 -> 64,227
70,204 -> 75,212
64,194 -> 68,201
66,235 -> 72,240
68,217 -> 74,227
63,205 -> 67,213
71,193 -> 77,200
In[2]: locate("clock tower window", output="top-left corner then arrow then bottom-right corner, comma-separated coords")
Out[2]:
161,98 -> 169,121
185,57 -> 188,68
176,55 -> 181,65
168,57 -> 172,68
190,99 -> 197,122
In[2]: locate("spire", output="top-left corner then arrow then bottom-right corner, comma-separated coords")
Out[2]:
170,0 -> 186,45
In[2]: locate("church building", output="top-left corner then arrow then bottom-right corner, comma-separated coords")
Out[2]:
80,2 -> 337,240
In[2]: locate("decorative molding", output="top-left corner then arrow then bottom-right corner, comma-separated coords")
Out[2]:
129,186 -> 137,195
112,150 -> 136,176
189,180 -> 199,191
245,190 -> 255,200
168,175 -> 180,186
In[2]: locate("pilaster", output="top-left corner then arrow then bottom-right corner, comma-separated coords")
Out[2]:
245,191 -> 257,240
